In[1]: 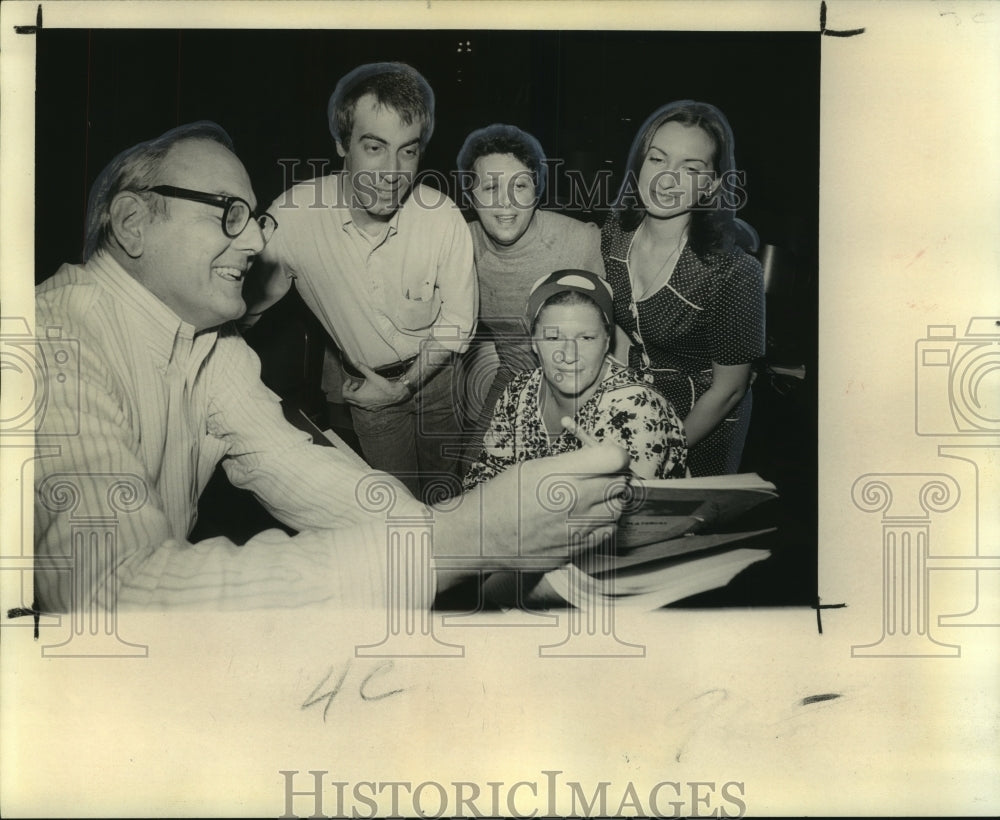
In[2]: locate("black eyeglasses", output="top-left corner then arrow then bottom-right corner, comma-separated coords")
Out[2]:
147,185 -> 278,243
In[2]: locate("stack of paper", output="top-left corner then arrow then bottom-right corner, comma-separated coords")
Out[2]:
536,473 -> 780,611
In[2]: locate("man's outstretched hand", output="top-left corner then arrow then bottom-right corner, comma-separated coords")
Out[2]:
431,439 -> 631,590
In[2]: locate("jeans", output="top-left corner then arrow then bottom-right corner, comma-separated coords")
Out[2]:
348,363 -> 463,503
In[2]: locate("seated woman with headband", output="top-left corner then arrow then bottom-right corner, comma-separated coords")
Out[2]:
463,269 -> 687,491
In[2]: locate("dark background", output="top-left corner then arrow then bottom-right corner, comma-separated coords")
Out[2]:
35,27 -> 819,607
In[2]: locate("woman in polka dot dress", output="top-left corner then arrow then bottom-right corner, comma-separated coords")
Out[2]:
602,100 -> 765,476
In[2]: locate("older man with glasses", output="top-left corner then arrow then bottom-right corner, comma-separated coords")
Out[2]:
32,120 -> 630,614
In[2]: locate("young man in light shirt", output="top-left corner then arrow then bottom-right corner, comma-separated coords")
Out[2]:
246,62 -> 476,502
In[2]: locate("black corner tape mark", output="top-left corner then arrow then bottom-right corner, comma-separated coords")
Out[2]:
820,0 -> 866,37
812,596 -> 847,634
14,3 -> 43,34
7,602 -> 41,639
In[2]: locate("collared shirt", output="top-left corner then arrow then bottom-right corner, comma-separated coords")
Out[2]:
263,174 -> 477,369
33,253 -> 431,611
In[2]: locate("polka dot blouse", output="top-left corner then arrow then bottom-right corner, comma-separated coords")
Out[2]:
601,211 -> 765,419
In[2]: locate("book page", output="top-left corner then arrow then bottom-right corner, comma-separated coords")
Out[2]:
544,548 -> 773,610
619,479 -> 779,548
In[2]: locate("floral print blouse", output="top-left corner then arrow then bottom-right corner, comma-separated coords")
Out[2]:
462,358 -> 687,491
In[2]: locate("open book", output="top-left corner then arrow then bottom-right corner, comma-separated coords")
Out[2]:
529,473 -> 779,611
542,547 -> 773,611
617,472 -> 779,549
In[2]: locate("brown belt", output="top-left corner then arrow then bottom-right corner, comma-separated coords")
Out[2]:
342,355 -> 417,380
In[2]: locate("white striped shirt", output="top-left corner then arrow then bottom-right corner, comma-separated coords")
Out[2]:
34,253 -> 432,611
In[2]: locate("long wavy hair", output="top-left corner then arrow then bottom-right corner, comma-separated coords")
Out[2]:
613,100 -> 757,257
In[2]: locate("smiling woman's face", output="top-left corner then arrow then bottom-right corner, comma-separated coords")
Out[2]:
470,153 -> 538,247
531,299 -> 610,404
638,121 -> 717,219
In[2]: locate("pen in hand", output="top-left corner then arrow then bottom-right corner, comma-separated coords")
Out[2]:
560,415 -> 599,447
